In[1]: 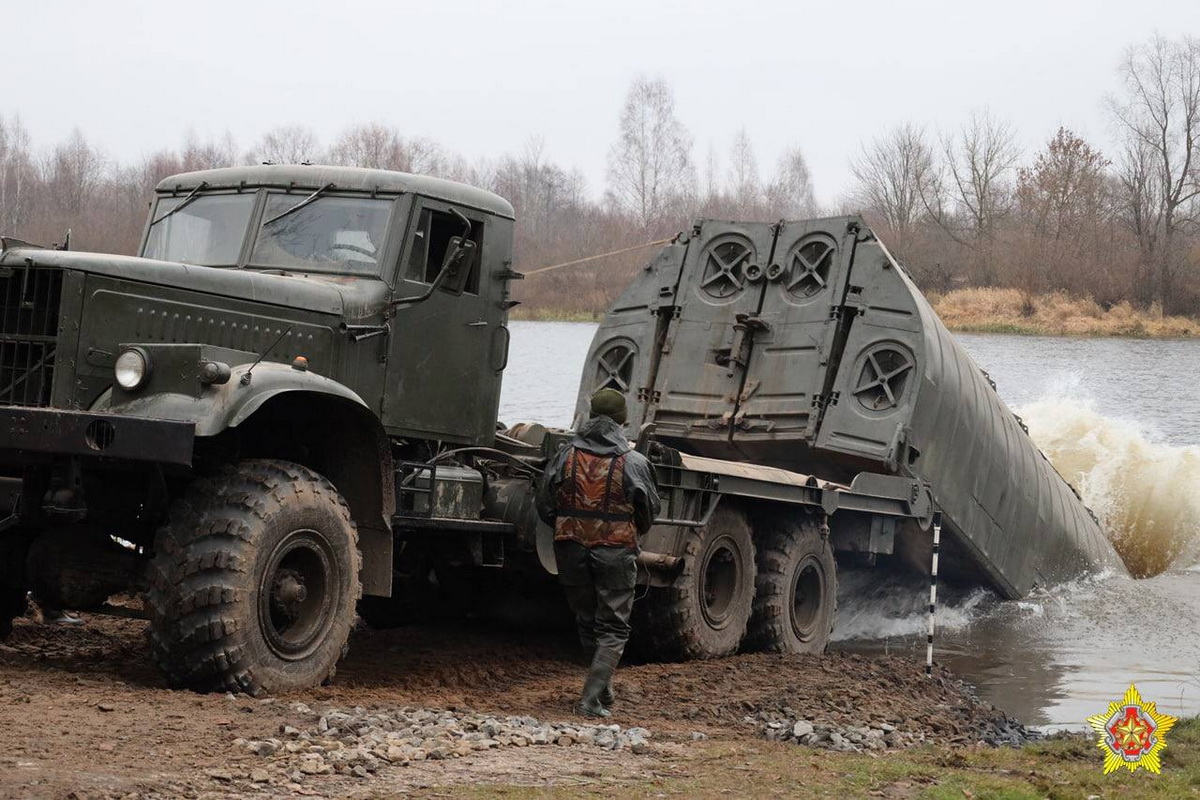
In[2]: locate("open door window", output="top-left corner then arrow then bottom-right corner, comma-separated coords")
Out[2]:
405,205 -> 484,294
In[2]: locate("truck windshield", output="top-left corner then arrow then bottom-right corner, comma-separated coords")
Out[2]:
250,195 -> 392,275
143,194 -> 255,266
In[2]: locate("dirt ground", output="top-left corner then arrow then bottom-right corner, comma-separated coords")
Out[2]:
0,609 -> 1018,799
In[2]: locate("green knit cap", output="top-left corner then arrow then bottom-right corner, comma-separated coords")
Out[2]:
590,388 -> 628,424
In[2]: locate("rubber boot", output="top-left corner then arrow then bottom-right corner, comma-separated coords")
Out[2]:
578,646 -> 621,718
582,643 -> 615,707
600,681 -> 616,709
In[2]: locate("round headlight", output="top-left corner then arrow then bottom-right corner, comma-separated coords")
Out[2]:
114,348 -> 150,391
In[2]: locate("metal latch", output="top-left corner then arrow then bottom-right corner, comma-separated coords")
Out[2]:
722,313 -> 770,377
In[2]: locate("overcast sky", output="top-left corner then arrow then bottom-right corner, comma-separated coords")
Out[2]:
5,0 -> 1198,206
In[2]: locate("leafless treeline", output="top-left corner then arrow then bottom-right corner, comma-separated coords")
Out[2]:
1,33 -> 1197,317
849,34 -> 1200,315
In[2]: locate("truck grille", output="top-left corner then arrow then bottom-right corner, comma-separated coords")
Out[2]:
0,265 -> 62,407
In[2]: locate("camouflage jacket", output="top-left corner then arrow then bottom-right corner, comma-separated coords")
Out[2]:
535,416 -> 662,543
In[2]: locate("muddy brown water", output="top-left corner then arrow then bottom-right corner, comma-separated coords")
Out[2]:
500,321 -> 1200,730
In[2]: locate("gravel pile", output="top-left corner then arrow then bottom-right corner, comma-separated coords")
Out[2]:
751,707 -> 1034,752
752,713 -> 922,751
235,703 -> 654,782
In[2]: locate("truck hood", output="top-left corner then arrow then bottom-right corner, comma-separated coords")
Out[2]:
0,246 -> 390,319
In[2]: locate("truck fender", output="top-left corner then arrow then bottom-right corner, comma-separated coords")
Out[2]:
96,361 -> 369,437
96,362 -> 396,597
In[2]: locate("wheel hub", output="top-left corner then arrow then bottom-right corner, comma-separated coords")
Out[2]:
791,558 -> 825,642
270,569 -> 309,620
700,540 -> 739,630
258,530 -> 337,661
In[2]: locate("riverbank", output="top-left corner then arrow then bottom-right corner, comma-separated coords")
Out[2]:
8,611 -> 1190,798
513,287 -> 1200,338
931,288 -> 1200,337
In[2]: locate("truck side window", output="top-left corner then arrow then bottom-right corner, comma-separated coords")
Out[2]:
406,208 -> 484,293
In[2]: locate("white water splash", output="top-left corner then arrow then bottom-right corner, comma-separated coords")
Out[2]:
1020,398 -> 1200,577
831,570 -> 995,641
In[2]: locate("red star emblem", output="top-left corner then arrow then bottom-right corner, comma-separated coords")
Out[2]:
1108,705 -> 1156,757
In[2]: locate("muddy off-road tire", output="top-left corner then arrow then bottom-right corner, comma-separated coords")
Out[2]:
147,460 -> 361,694
746,516 -> 837,654
634,506 -> 756,661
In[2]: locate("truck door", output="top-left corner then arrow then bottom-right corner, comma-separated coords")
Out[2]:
731,218 -> 861,442
383,199 -> 506,444
650,221 -> 775,449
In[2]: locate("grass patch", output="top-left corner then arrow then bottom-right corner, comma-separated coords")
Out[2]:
449,717 -> 1200,799
515,288 -> 1200,338
930,288 -> 1200,338
509,308 -> 603,323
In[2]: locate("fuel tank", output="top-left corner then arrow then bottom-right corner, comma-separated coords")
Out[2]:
575,216 -> 1126,598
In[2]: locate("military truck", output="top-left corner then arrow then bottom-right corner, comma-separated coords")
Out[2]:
0,166 -> 1117,694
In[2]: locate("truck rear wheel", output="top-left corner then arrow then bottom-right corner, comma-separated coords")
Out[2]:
746,517 -> 836,654
635,505 -> 756,660
147,459 -> 361,694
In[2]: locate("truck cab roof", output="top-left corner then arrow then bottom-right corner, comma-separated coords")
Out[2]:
155,165 -> 515,220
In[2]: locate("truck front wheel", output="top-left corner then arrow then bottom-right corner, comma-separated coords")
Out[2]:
147,459 -> 361,694
746,516 -> 837,654
635,505 -> 756,660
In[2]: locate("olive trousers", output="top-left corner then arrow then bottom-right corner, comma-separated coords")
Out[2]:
553,540 -> 637,653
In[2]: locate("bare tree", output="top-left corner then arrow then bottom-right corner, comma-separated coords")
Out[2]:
328,123 -> 446,175
329,123 -> 405,170
766,146 -> 817,217
1015,128 -> 1114,293
43,128 -> 107,213
605,76 -> 695,228
939,111 -> 1020,243
727,128 -> 761,209
1110,34 -> 1200,311
250,124 -> 319,164
0,115 -> 35,231
849,123 -> 937,236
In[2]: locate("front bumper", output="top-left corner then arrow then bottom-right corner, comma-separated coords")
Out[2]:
0,406 -> 194,467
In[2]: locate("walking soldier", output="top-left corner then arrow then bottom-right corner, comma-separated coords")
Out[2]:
536,389 -> 661,717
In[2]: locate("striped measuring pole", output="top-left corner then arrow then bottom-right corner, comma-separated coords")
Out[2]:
926,512 -> 943,678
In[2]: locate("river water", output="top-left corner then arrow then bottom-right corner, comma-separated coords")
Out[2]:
498,321 -> 1200,730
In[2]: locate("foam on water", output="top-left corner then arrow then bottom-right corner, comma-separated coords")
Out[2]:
1019,397 -> 1200,577
832,569 -> 996,641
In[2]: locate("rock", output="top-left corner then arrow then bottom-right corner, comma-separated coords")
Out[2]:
690,731 -> 708,741
352,765 -> 369,779
555,735 -> 574,746
878,723 -> 896,733
249,769 -> 270,784
97,704 -> 115,713
299,757 -> 328,776
206,769 -> 233,782
248,739 -> 279,756
792,721 -> 814,739
385,745 -> 408,763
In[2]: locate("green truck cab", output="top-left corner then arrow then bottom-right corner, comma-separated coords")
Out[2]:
0,165 -> 519,692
